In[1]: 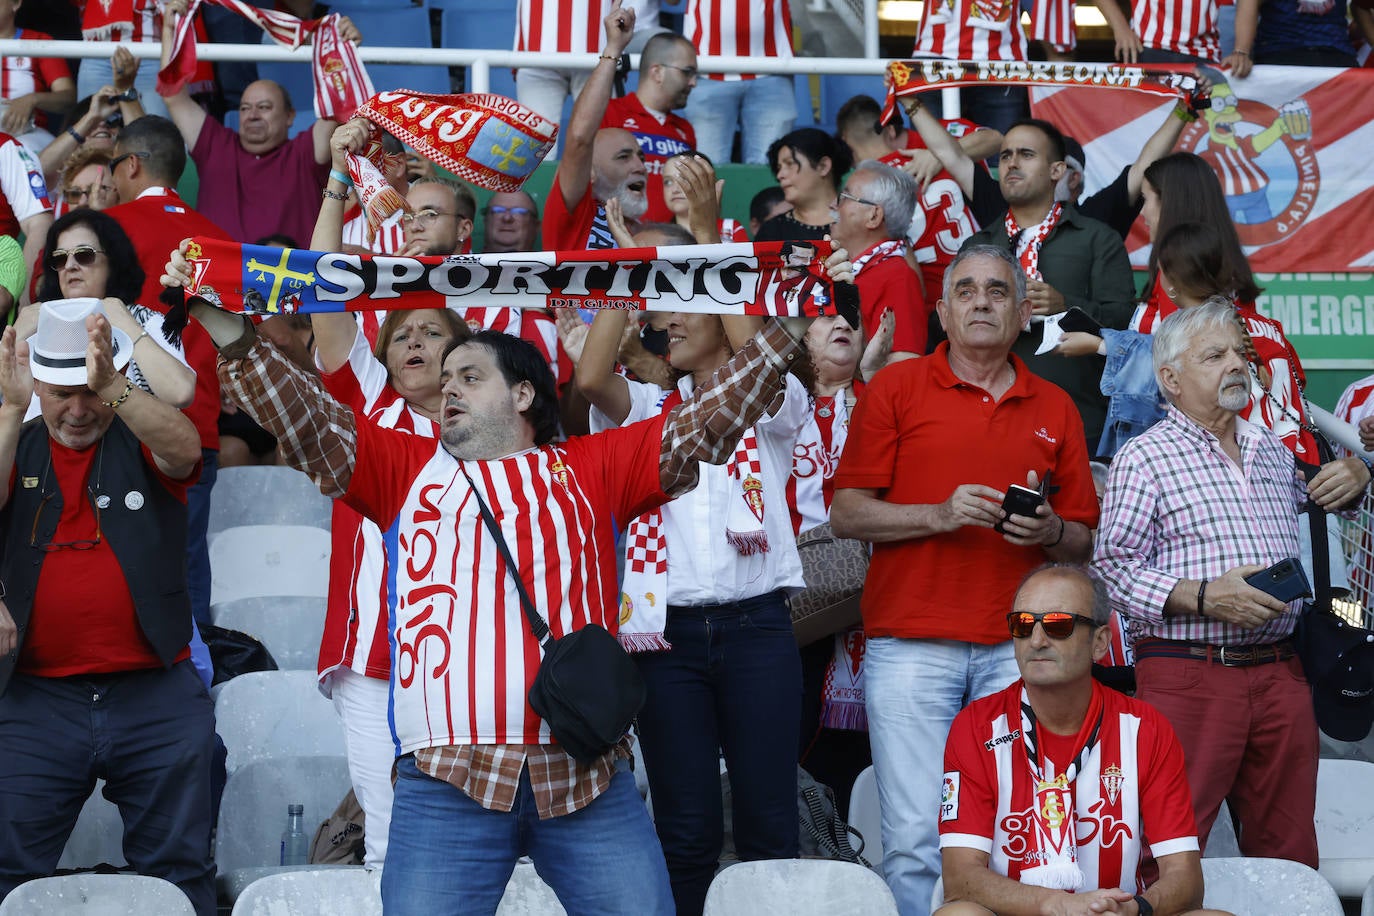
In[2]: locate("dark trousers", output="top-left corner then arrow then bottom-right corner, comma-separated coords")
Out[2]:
0,662 -> 217,916
635,590 -> 802,916
185,448 -> 218,628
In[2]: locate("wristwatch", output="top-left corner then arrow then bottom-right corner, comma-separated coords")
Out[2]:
1133,895 -> 1154,916
115,88 -> 141,102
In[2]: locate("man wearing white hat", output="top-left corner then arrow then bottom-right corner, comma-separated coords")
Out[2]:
0,299 -> 214,916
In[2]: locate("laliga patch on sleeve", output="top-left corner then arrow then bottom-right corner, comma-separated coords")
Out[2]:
941,771 -> 960,822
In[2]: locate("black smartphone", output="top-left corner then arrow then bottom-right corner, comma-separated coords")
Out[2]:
995,484 -> 1046,534
1058,307 -> 1103,336
1244,558 -> 1312,604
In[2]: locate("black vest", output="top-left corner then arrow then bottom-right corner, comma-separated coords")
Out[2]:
0,417 -> 192,697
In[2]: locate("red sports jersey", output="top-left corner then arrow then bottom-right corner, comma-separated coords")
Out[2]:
881,121 -> 984,298
516,0 -> 610,54
1133,0 -> 1221,61
602,94 -> 696,224
941,680 -> 1199,893
913,0 -> 1030,62
687,0 -> 794,80
1031,0 -> 1077,50
342,412 -> 669,751
1,31 -> 72,108
0,132 -> 50,237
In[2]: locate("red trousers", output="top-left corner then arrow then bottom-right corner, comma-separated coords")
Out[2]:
1135,653 -> 1319,867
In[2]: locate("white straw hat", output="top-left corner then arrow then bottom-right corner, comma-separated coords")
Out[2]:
27,298 -> 133,387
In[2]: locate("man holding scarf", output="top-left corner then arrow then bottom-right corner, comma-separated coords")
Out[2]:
935,564 -> 1223,916
163,234 -> 855,913
156,0 -> 359,245
963,118 -> 1135,454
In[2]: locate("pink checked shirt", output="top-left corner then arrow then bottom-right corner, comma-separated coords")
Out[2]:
1093,405 -> 1308,647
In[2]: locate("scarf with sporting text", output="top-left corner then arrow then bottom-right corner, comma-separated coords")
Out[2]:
161,237 -> 857,345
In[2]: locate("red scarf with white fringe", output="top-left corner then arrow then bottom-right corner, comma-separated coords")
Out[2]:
159,0 -> 372,122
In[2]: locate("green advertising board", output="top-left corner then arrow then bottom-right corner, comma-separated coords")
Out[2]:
1251,272 -> 1374,410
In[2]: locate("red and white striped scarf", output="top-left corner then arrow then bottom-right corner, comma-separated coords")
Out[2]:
1005,202 -> 1063,281
159,0 -> 372,122
618,388 -> 770,652
850,238 -> 906,277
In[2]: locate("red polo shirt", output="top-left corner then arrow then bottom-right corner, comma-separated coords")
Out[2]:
833,342 -> 1098,643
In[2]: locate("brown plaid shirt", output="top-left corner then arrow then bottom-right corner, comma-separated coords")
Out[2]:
217,319 -> 801,816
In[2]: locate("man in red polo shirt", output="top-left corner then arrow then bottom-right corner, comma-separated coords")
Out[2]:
828,159 -> 927,362
104,114 -> 231,628
600,31 -> 697,223
830,244 -> 1098,915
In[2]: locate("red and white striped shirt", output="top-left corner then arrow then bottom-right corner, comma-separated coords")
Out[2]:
1,31 -> 72,103
1198,136 -> 1268,197
515,0 -> 611,55
318,330 -> 437,691
1133,0 -> 1221,61
0,132 -> 50,237
342,413 -> 669,751
941,680 -> 1199,892
1031,0 -> 1077,51
82,0 -> 158,42
1335,374 -> 1374,437
342,205 -> 406,256
913,0 -> 1030,62
687,0 -> 794,81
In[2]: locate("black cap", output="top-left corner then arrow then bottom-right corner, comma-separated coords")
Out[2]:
1063,136 -> 1085,172
1298,612 -> 1374,742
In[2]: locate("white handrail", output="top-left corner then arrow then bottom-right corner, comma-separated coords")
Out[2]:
0,39 -> 890,94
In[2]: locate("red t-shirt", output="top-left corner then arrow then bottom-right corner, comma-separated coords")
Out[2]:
108,190 -> 234,451
941,680 -> 1199,892
601,93 -> 696,225
854,242 -> 928,356
18,437 -> 195,677
191,117 -> 329,246
541,173 -> 615,251
833,343 -> 1098,641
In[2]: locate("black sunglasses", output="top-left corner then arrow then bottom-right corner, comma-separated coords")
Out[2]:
47,246 -> 104,271
1006,611 -> 1098,640
108,150 -> 151,171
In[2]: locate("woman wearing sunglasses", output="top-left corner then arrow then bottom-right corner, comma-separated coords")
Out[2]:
26,209 -> 195,412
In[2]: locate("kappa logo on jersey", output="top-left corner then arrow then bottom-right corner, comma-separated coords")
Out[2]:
1181,78 -> 1318,248
984,729 -> 1021,751
941,771 -> 960,821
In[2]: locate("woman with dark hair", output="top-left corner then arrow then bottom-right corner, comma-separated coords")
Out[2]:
30,208 -> 195,409
755,128 -> 854,242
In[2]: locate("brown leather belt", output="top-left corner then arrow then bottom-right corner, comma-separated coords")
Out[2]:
1133,638 -> 1295,668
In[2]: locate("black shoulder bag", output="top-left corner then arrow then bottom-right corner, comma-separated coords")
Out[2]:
458,465 -> 646,765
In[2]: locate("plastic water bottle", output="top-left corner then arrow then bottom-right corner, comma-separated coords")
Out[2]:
280,804 -> 308,866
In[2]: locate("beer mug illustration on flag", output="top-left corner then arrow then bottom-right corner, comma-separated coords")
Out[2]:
1280,100 -> 1312,141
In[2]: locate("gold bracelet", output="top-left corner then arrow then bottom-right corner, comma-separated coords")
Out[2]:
103,378 -> 135,409
599,53 -> 619,61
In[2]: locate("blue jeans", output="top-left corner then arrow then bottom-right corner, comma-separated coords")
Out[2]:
683,76 -> 797,165
185,449 -> 217,627
635,591 -> 802,916
864,637 -> 1018,916
0,662 -> 217,916
381,754 -> 673,915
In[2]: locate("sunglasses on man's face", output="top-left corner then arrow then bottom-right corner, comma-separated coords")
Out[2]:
47,246 -> 104,272
1006,611 -> 1097,640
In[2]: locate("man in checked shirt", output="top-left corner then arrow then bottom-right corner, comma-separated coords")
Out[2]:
163,241 -> 853,914
1094,301 -> 1369,868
